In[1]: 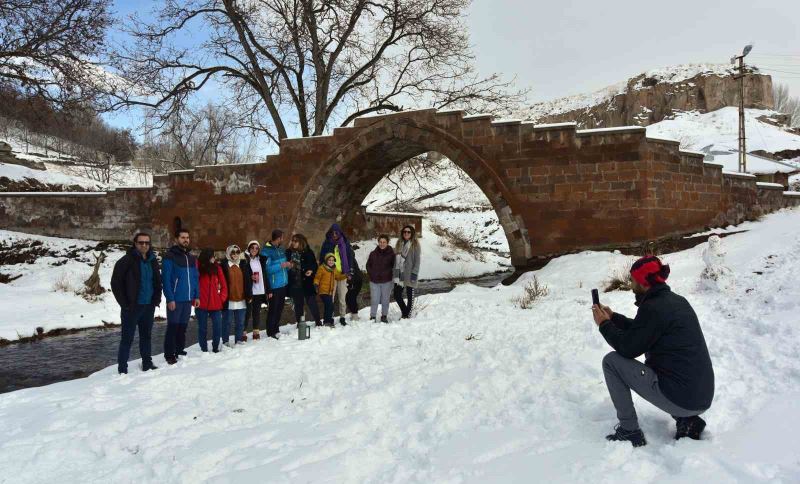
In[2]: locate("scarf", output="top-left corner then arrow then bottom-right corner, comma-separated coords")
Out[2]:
394,240 -> 410,285
336,237 -> 350,274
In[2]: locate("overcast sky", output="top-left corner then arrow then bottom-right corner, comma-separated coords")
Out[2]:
466,0 -> 800,102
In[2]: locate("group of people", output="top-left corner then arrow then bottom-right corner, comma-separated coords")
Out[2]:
110,223 -> 421,373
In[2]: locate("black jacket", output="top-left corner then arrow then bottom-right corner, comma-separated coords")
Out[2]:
244,254 -> 269,295
286,247 -> 318,296
220,259 -> 252,310
110,247 -> 162,308
599,284 -> 714,410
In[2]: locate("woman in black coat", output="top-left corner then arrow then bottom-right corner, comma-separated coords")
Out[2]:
286,234 -> 322,326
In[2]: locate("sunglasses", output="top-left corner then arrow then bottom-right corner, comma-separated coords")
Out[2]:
402,230 -> 411,234
136,241 -> 151,245
231,250 -> 241,254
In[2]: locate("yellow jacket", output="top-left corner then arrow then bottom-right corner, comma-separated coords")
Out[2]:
314,264 -> 347,296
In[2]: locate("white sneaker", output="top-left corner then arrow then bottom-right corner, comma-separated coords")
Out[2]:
224,342 -> 233,348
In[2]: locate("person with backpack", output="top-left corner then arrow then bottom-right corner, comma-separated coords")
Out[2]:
393,225 -> 421,319
220,244 -> 249,346
261,230 -> 293,339
286,234 -> 322,327
110,231 -> 162,374
196,248 -> 228,353
162,229 -> 200,365
319,223 -> 362,325
244,240 -> 268,341
314,253 -> 348,327
592,255 -> 715,447
366,234 -> 395,323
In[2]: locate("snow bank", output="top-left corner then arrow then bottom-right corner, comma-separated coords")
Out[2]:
1,208 -> 800,482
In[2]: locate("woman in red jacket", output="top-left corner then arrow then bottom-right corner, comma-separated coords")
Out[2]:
196,248 -> 228,352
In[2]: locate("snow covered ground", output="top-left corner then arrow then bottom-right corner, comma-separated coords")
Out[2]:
1,207 -> 799,482
646,108 -> 800,173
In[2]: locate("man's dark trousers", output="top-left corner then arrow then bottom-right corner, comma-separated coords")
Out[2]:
118,304 -> 156,373
266,287 -> 287,337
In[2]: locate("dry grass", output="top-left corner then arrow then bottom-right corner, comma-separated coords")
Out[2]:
430,223 -> 484,261
52,274 -> 74,293
512,276 -> 549,309
602,258 -> 636,293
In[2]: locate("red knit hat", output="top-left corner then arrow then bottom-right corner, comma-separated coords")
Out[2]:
630,255 -> 670,287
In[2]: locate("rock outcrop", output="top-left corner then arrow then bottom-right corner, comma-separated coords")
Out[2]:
525,64 -> 774,129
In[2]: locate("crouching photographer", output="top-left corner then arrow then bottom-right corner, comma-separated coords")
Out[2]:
591,255 -> 714,447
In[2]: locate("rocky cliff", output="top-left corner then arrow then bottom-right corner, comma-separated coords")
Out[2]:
525,64 -> 774,129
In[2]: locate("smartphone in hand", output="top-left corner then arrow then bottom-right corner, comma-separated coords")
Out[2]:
591,288 -> 600,306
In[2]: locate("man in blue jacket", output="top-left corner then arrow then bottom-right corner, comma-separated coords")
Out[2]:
161,229 -> 200,364
110,232 -> 162,374
261,229 -> 292,339
592,255 -> 714,447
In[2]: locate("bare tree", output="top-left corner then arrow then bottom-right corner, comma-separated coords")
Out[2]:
0,0 -> 113,111
774,83 -> 800,127
112,0 -> 528,144
138,103 -> 253,170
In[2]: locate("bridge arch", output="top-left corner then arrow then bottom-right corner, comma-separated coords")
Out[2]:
289,113 -> 533,267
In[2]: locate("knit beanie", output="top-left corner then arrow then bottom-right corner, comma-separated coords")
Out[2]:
630,255 -> 670,287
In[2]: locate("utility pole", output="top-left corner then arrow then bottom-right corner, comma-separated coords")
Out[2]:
732,44 -> 753,173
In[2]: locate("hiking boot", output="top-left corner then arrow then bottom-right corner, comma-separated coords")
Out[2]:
142,361 -> 158,372
606,425 -> 647,447
212,347 -> 220,353
315,320 -> 323,327
242,333 -> 248,342
339,317 -> 346,326
178,350 -> 188,356
370,316 -> 376,322
118,367 -> 128,375
253,329 -> 261,340
165,356 -> 178,365
675,416 -> 706,440
380,316 -> 388,323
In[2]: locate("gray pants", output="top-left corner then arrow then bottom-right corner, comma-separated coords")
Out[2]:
369,281 -> 393,318
602,351 -> 706,430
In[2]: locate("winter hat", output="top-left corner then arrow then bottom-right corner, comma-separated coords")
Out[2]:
324,252 -> 337,265
247,240 -> 260,251
630,255 -> 670,288
226,245 -> 241,263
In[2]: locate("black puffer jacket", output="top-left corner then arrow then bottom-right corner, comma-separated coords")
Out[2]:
599,284 -> 715,410
286,247 -> 319,296
110,247 -> 162,308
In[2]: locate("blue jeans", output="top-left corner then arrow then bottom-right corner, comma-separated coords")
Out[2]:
164,301 -> 192,359
320,294 -> 334,325
222,308 -> 247,343
196,308 -> 222,351
117,304 -> 155,372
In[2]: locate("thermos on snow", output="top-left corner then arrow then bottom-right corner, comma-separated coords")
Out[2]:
298,318 -> 311,340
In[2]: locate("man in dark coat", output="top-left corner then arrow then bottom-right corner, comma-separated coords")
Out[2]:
110,232 -> 162,374
592,255 -> 714,447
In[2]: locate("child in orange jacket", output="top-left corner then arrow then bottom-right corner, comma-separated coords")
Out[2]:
314,253 -> 348,326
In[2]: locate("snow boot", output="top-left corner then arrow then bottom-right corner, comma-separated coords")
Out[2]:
381,316 -> 388,323
242,333 -> 248,342
339,316 -> 347,326
370,316 -> 376,322
253,329 -> 261,340
675,416 -> 706,440
178,350 -> 188,356
165,356 -> 177,365
315,320 -> 323,327
606,425 -> 647,447
142,361 -> 158,372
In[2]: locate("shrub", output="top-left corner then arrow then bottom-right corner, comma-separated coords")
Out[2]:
512,276 -> 549,309
52,274 -> 74,293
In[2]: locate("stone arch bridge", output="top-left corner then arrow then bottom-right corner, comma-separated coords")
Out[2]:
1,109 -> 798,271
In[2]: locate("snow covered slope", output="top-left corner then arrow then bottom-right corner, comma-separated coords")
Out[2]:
647,107 -> 800,172
1,208 -> 799,482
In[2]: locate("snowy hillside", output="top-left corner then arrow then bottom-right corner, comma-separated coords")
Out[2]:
647,108 -> 800,159
1,207 -> 800,482
525,64 -> 739,121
